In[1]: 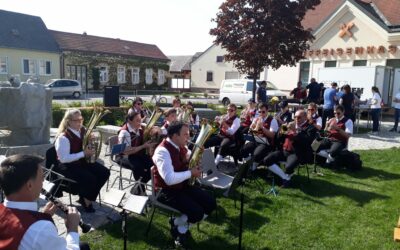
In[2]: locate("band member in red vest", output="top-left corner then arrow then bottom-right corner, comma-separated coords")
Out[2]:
118,111 -> 157,195
0,154 -> 89,250
239,98 -> 257,134
241,102 -> 279,170
128,97 -> 148,123
307,102 -> 322,130
258,110 -> 317,187
161,108 -> 178,136
55,109 -> 110,213
319,105 -> 353,164
152,122 -> 216,248
204,103 -> 241,166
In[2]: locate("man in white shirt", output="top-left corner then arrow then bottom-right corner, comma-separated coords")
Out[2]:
0,154 -> 89,250
152,122 -> 216,248
389,89 -> 400,132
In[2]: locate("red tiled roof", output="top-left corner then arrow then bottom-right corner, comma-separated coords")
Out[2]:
50,30 -> 169,61
301,0 -> 400,31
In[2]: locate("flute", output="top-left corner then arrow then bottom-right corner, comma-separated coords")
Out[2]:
40,189 -> 92,233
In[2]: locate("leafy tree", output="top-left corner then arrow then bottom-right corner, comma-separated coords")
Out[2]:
210,0 -> 321,99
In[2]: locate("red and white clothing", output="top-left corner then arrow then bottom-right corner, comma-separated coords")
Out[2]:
0,200 -> 79,250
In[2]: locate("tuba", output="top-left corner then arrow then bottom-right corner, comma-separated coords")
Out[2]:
188,119 -> 219,185
82,107 -> 111,163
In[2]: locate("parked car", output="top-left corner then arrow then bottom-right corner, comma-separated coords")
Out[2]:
219,79 -> 286,106
45,79 -> 82,99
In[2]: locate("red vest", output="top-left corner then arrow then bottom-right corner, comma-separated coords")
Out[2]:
64,127 -> 86,166
255,116 -> 274,145
220,115 -> 237,138
119,124 -> 145,155
0,204 -> 54,250
328,117 -> 349,143
283,121 -> 308,152
152,139 -> 189,192
241,109 -> 256,127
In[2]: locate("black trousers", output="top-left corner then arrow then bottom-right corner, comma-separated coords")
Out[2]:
119,154 -> 152,183
322,108 -> 334,129
204,134 -> 234,157
241,142 -> 272,163
158,186 -> 216,224
260,150 -> 299,174
59,161 -> 110,201
319,139 -> 346,158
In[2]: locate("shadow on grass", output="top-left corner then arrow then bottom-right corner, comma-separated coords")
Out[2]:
291,176 -> 389,206
339,165 -> 400,180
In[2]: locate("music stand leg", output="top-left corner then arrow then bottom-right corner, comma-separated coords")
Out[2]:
238,184 -> 244,250
121,209 -> 128,250
266,175 -> 278,197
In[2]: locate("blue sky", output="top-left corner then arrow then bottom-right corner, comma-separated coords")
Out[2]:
0,0 -> 225,55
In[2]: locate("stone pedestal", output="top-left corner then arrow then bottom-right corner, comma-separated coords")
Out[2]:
0,82 -> 52,146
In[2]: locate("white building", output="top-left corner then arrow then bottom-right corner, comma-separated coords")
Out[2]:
190,45 -> 266,92
267,0 -> 400,95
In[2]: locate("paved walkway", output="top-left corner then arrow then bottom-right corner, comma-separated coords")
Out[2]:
43,119 -> 399,236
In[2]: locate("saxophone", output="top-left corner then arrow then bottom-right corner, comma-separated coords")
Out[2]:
188,119 -> 218,185
82,107 -> 111,163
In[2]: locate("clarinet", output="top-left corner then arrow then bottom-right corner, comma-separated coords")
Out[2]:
40,189 -> 92,233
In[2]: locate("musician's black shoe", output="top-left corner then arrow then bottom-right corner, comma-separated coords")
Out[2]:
169,217 -> 179,238
174,232 -> 188,249
78,197 -> 95,213
389,127 -> 397,132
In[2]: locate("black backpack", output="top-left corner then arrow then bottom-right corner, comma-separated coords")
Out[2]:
337,150 -> 363,171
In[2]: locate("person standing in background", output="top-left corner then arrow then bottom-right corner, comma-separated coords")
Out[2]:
369,86 -> 382,134
306,78 -> 321,104
322,82 -> 338,129
290,81 -> 307,103
339,85 -> 355,122
389,88 -> 400,132
256,81 -> 267,103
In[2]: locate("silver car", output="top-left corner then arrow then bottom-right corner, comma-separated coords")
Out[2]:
45,79 -> 82,99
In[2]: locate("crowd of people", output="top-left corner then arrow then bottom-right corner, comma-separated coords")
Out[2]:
0,79 -> 397,249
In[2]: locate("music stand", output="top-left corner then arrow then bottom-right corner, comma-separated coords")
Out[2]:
226,160 -> 251,250
102,188 -> 149,250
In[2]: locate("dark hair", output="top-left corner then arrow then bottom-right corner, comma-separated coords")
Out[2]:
260,80 -> 267,86
164,108 -> 177,117
167,121 -> 189,138
372,86 -> 381,97
258,102 -> 269,110
126,111 -> 141,122
0,154 -> 43,196
172,98 -> 181,106
335,105 -> 345,113
133,97 -> 143,105
343,84 -> 351,94
331,82 -> 338,87
227,103 -> 237,110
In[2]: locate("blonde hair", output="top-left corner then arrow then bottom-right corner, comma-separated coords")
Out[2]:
56,109 -> 82,137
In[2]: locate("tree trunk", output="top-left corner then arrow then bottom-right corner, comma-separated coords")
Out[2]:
252,72 -> 258,101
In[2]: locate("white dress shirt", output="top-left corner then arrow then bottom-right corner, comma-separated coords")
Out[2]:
394,92 -> 400,109
225,117 -> 241,135
370,92 -> 382,109
152,138 -> 192,186
55,128 -> 84,163
4,199 -> 79,250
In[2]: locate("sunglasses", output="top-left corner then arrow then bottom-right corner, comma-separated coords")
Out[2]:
228,109 -> 235,112
258,110 -> 266,114
136,102 -> 143,105
308,108 -> 315,111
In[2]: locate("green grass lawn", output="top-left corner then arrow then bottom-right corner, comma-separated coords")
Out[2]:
82,148 -> 400,250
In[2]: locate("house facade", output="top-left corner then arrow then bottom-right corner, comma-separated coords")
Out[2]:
51,30 -> 170,92
0,10 -> 60,84
266,0 -> 400,92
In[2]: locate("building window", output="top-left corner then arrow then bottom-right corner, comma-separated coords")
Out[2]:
99,66 -> 108,83
216,56 -> 224,63
206,71 -> 213,82
22,59 -> 36,75
38,60 -> 51,75
158,69 -> 165,85
299,61 -> 310,84
225,71 -> 239,79
386,59 -> 400,68
117,66 -> 126,84
353,60 -> 367,67
145,68 -> 153,84
132,67 -> 140,84
324,61 -> 337,68
0,57 -> 8,74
